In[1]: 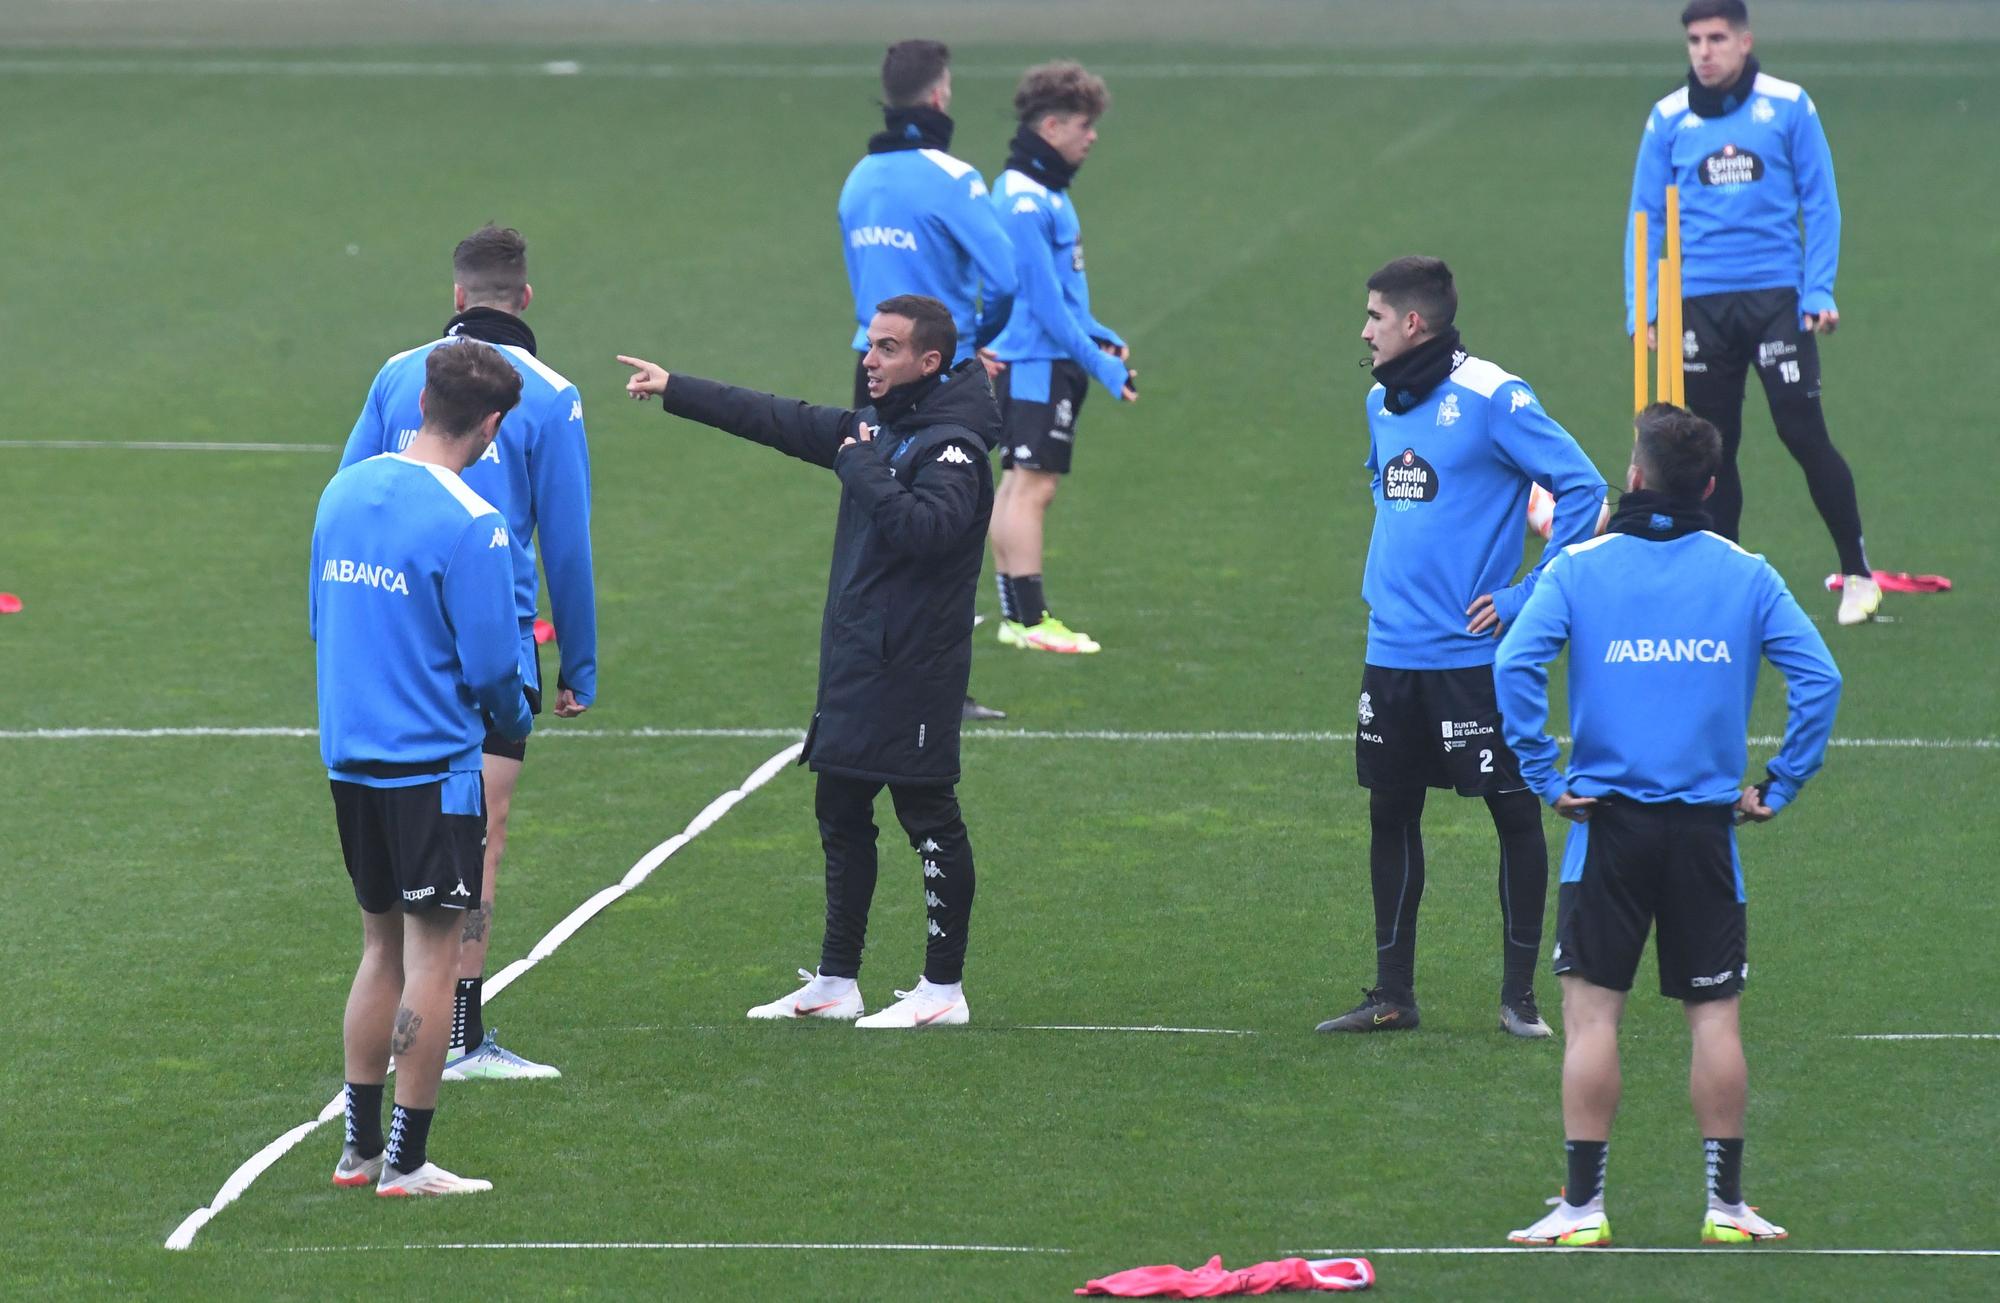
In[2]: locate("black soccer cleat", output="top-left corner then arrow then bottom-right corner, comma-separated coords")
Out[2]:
1499,990 -> 1554,1039
1316,987 -> 1420,1033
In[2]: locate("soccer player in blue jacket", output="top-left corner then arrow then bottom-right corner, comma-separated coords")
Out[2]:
1318,257 -> 1608,1040
1627,0 -> 1876,625
987,60 -> 1138,656
341,225 -> 595,1080
1495,403 -> 1840,1248
314,341 -> 530,1197
838,39 -> 1016,720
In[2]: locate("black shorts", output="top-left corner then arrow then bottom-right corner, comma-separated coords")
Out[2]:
331,774 -> 487,914
1681,286 -> 1822,399
995,358 -> 1088,475
1552,798 -> 1746,1002
1354,663 -> 1526,796
481,636 -> 543,761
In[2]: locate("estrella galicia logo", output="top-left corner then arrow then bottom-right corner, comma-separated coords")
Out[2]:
1383,448 -> 1439,511
1699,144 -> 1764,186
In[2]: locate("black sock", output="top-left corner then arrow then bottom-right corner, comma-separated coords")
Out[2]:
1368,788 -> 1426,998
1486,790 -> 1548,999
343,1082 -> 385,1158
453,977 -> 483,1050
385,1104 -> 434,1174
1705,1137 -> 1745,1207
994,573 -> 1018,624
1012,574 -> 1047,624
1565,1139 -> 1608,1207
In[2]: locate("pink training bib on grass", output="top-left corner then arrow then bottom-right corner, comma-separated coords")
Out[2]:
1077,1254 -> 1374,1297
0,593 -> 22,614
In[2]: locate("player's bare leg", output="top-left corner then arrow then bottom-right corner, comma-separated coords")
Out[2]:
374,906 -> 491,1195
333,908 -> 402,1187
1511,975 -> 1622,1245
1685,995 -> 1782,1241
992,468 -> 1096,653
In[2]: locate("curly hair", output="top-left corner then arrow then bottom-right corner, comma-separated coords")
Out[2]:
1013,60 -> 1109,125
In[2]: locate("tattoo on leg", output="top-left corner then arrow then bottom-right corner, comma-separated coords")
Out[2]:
461,903 -> 492,943
390,1006 -> 422,1055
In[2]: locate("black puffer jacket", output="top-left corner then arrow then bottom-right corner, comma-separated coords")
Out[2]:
662,359 -> 1000,784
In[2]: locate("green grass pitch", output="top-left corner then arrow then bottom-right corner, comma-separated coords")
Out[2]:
2,10 -> 1997,1300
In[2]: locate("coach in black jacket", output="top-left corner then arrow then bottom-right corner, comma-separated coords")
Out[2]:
617,294 -> 998,1027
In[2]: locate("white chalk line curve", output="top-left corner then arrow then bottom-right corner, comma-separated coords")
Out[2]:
1847,1033 -> 2000,1041
273,1240 -> 1068,1254
1293,1246 -> 2000,1258
163,741 -> 802,1251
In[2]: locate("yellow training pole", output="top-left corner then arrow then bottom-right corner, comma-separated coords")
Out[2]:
1656,259 -> 1672,404
1632,210 -> 1650,414
1664,185 -> 1684,407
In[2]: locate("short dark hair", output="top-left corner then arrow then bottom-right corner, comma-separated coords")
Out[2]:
1633,402 -> 1723,498
1014,60 -> 1110,125
873,294 -> 957,369
423,340 -> 523,438
453,224 -> 528,305
1681,0 -> 1749,27
881,39 -> 951,107
1366,256 -> 1458,332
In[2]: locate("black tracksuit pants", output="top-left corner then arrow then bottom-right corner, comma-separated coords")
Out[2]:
815,772 -> 976,985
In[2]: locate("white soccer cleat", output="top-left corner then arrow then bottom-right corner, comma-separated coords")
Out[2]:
331,1144 -> 384,1188
1703,1202 -> 1788,1244
1509,1194 -> 1612,1246
375,1161 -> 492,1197
1837,574 -> 1881,625
747,968 -> 865,1021
854,978 -> 968,1029
442,1029 -> 562,1081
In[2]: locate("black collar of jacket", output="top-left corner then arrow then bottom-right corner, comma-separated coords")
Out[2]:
868,105 -> 955,155
865,358 -> 997,445
1004,123 -> 1078,191
444,306 -> 537,355
1686,55 -> 1760,119
1608,488 -> 1713,540
1371,328 -> 1465,415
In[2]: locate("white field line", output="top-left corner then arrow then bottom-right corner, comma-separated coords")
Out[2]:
1017,1025 -> 1257,1036
276,1240 -> 1068,1254
1295,1246 -> 2000,1258
163,741 -> 802,1252
1848,1033 -> 2000,1041
0,439 -> 339,453
0,58 -> 1986,81
6,725 -> 1995,751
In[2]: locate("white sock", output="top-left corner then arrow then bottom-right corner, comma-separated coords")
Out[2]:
917,978 -> 962,1001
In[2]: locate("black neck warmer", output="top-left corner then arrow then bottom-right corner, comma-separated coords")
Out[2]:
868,105 -> 954,154
870,372 -> 937,427
1372,328 -> 1465,415
1687,55 -> 1761,118
1608,488 -> 1714,540
444,306 -> 537,356
1004,123 -> 1079,191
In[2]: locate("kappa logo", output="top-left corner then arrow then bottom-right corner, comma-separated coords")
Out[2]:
1684,330 -> 1700,359
570,399 -> 583,422
450,879 -> 471,898
1054,398 -> 1074,429
1357,692 -> 1375,726
935,445 -> 973,464
1603,637 -> 1734,664
1435,393 -> 1461,426
1509,388 -> 1534,413
320,558 -> 410,595
928,918 -> 948,938
1014,444 -> 1034,460
1751,96 -> 1776,124
924,858 -> 945,880
969,177 -> 988,199
925,890 -> 944,909
1012,196 -> 1038,214
402,885 -> 435,901
490,527 -> 509,548
920,838 -> 941,854
849,225 -> 917,251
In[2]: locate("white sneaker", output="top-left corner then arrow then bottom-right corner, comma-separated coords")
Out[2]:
854,978 -> 968,1028
747,968 -> 864,1021
1837,574 -> 1880,625
1509,1193 -> 1612,1246
331,1144 -> 384,1188
441,1030 -> 561,1081
375,1161 -> 492,1197
1703,1201 -> 1788,1243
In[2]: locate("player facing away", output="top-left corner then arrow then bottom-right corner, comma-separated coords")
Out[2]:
1494,404 -> 1840,1246
1318,257 -> 1608,1039
1627,0 -> 1877,625
986,60 -> 1138,655
618,295 -> 998,1029
837,39 -> 1017,721
313,342 -> 530,1196
341,225 -> 597,1080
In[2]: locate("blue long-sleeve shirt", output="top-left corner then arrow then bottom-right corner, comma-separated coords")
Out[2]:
342,335 -> 597,706
1361,357 -> 1607,669
839,148 -> 1018,362
1494,527 -> 1841,811
312,454 -> 531,784
1625,72 -> 1842,331
986,168 -> 1129,394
